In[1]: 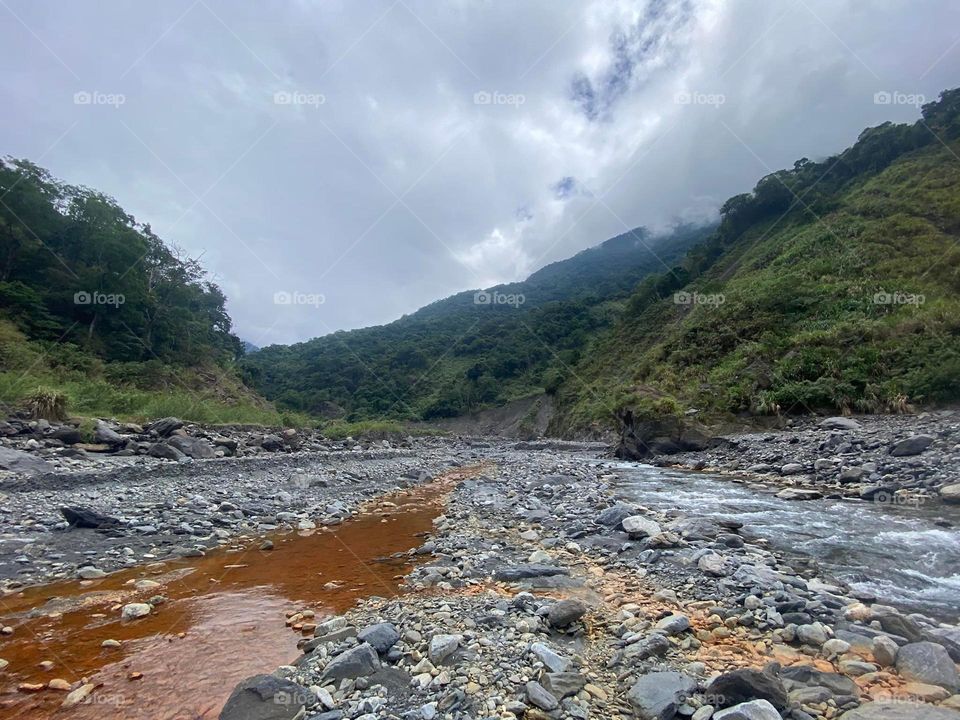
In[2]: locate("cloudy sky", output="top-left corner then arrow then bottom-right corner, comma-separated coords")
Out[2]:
2,0 -> 957,345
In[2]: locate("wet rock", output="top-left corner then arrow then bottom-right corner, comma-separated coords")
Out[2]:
895,641 -> 959,691
77,566 -> 106,579
627,672 -> 697,720
219,674 -> 311,720
121,603 -> 151,621
776,488 -> 822,501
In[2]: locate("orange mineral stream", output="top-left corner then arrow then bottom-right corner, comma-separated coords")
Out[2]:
0,467 -> 479,720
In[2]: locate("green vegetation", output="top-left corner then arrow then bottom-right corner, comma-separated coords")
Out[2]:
0,158 -> 301,426
551,88 -> 960,434
242,225 -> 711,421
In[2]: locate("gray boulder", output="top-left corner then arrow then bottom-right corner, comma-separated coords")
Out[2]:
0,446 -> 53,475
428,634 -> 461,664
890,435 -> 934,456
320,643 -> 380,682
818,417 -> 861,430
895,641 -> 959,691
708,669 -> 788,711
93,421 -> 124,445
357,622 -> 400,654
597,503 -> 637,527
149,417 -> 184,437
530,642 -> 570,673
219,674 -> 311,720
627,671 -> 697,720
525,681 -> 559,711
166,435 -> 216,459
148,442 -> 186,461
547,599 -> 587,628
493,564 -> 569,581
622,515 -> 661,538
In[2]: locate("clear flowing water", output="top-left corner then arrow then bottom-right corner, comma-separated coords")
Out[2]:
611,463 -> 960,622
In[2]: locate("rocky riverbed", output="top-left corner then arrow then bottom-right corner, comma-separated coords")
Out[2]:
0,413 -> 958,720
217,422 -> 960,720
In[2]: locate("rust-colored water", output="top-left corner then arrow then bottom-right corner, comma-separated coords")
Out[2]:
0,466 -> 480,719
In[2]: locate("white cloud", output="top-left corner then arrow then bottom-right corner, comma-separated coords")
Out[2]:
1,0 -> 957,344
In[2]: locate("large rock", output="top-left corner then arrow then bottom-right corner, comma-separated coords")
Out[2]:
0,446 -> 53,475
121,603 -> 152,621
428,634 -> 461,664
941,484 -> 960,504
320,643 -> 380,682
776,488 -> 823,501
818,417 -> 862,430
60,506 -> 121,529
709,669 -> 788,711
895,641 -> 959,691
93,421 -> 124,445
525,681 -> 559,711
149,417 -> 184,437
493,564 -> 569,581
219,674 -> 311,720
547,598 -> 587,628
714,700 -> 782,720
889,435 -> 934,456
622,515 -> 661,538
779,666 -> 858,697
148,442 -> 186,461
357,622 -> 400,654
50,426 -> 83,444
596,503 -> 637,528
530,642 -> 570,673
626,671 -> 697,720
166,435 -> 216,459
839,702 -> 960,720
615,410 -> 727,459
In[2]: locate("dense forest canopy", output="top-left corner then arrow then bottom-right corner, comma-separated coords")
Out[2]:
0,158 -> 242,365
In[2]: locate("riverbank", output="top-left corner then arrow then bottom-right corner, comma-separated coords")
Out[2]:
226,442 -> 960,720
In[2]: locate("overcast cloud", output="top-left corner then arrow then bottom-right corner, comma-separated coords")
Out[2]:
2,0 -> 958,345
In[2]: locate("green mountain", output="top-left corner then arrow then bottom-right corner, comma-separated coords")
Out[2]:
241,224 -> 712,420
551,88 -> 960,435
0,159 -> 296,425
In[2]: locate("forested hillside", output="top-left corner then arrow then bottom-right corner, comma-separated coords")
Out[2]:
0,159 -> 291,424
241,224 -> 711,420
552,89 -> 960,434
